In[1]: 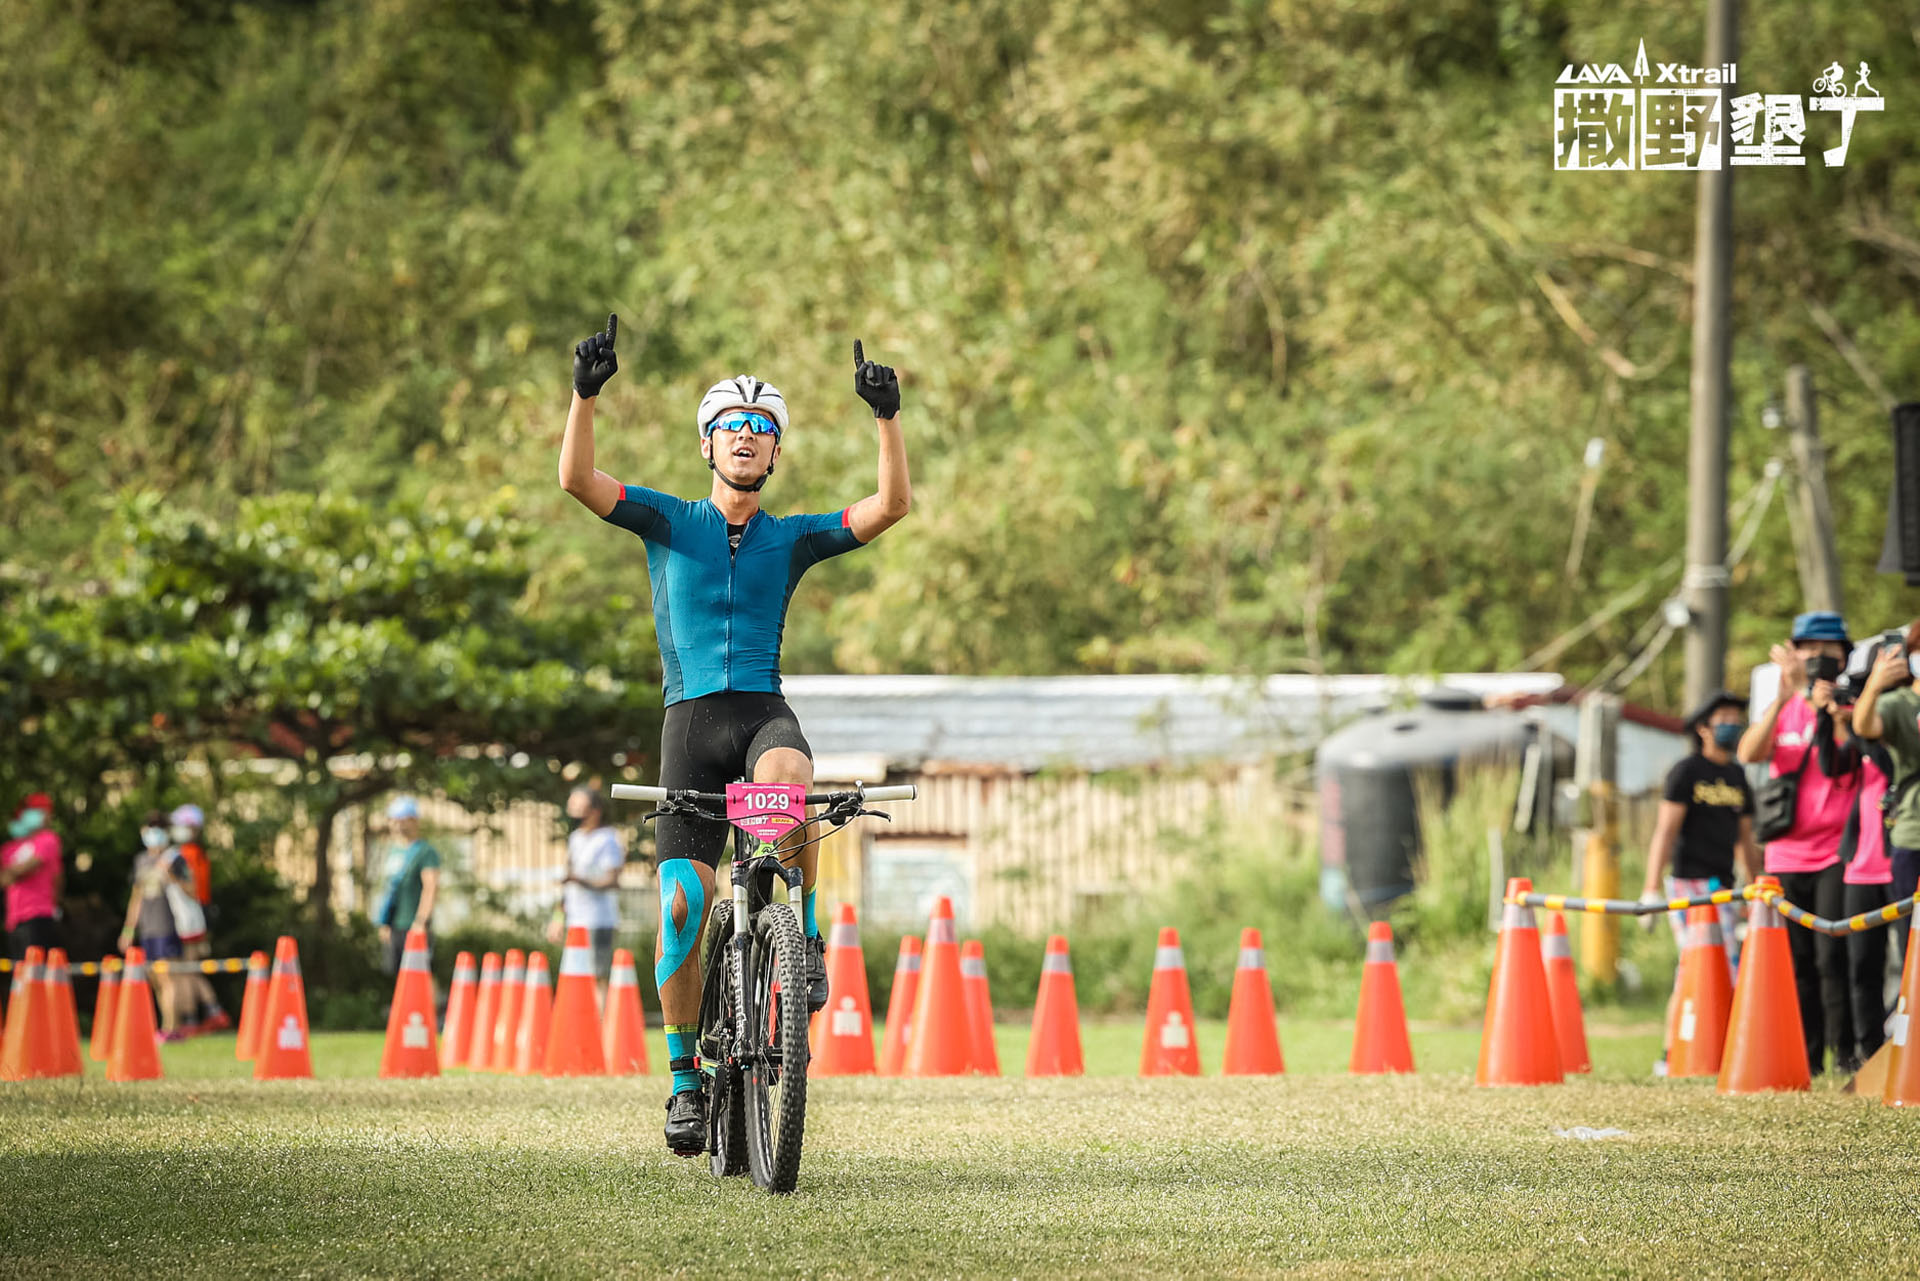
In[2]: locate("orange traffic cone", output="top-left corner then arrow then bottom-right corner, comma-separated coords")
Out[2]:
602,949 -> 650,1076
488,949 -> 526,1074
1669,906 -> 1735,1078
1025,935 -> 1084,1077
1477,878 -> 1563,1086
1718,877 -> 1810,1095
1351,922 -> 1415,1074
959,940 -> 1000,1077
546,928 -> 607,1077
512,952 -> 553,1076
466,952 -> 502,1071
810,905 -> 877,1076
107,947 -> 165,1082
89,962 -> 120,1064
904,897 -> 973,1076
1882,912 -> 1920,1106
1222,928 -> 1286,1076
235,951 -> 269,1062
1140,927 -> 1201,1076
379,927 -> 440,1079
0,949 -> 57,1080
440,952 -> 478,1070
253,936 -> 315,1081
43,949 -> 83,1078
878,936 -> 922,1076
1540,913 -> 1590,1075
0,962 -> 12,1071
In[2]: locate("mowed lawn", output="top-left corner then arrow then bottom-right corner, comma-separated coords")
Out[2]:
4,1021 -> 1916,1278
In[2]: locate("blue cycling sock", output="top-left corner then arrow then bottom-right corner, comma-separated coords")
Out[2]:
803,887 -> 819,939
665,1024 -> 701,1095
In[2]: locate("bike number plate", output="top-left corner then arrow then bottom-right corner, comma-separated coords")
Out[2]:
725,783 -> 806,845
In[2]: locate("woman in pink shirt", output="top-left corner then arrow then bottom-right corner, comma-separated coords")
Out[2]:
1,792 -> 63,960
1835,638 -> 1903,1064
1737,611 -> 1860,1075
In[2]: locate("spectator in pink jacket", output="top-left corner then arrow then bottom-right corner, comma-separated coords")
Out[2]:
1738,611 -> 1860,1075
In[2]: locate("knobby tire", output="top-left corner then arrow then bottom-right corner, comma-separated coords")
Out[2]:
744,902 -> 809,1194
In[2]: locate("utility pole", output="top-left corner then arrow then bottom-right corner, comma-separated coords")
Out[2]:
1683,0 -> 1739,709
1576,693 -> 1622,987
1784,365 -> 1846,613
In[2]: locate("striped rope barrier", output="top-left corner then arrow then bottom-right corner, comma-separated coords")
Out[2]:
0,956 -> 253,978
1511,887 -> 1754,917
1756,888 -> 1917,936
1507,886 -> 1917,936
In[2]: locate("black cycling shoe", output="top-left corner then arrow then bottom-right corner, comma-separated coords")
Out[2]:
806,933 -> 830,1014
664,1089 -> 706,1157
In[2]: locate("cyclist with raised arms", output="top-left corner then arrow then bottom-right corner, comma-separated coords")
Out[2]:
558,315 -> 911,1154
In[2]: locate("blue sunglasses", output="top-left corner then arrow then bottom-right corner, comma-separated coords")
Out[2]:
703,410 -> 782,439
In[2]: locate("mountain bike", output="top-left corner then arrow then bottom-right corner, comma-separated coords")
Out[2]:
610,779 -> 915,1193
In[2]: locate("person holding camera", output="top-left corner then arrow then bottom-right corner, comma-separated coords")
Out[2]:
1835,638 -> 1899,1062
1737,611 -> 1859,1075
1849,619 -> 1920,936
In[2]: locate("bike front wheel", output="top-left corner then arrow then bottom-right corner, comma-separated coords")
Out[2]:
743,902 -> 809,1194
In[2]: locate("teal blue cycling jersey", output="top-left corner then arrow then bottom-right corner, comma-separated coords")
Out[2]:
603,485 -> 865,705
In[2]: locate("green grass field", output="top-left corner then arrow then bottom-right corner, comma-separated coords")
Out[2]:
5,1019 -> 1917,1278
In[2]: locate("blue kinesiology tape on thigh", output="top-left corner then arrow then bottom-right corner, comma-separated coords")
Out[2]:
655,859 -> 706,991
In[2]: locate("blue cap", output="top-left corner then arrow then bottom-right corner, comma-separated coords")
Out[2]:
1791,611 -> 1850,643
386,796 -> 420,820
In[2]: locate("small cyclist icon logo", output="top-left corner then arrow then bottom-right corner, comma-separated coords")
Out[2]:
1813,60 -> 1876,98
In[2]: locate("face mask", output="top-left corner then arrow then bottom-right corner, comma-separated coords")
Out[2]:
1711,723 -> 1745,750
1805,654 -> 1843,684
8,809 -> 46,840
170,824 -> 195,844
141,827 -> 169,849
1909,654 -> 1920,682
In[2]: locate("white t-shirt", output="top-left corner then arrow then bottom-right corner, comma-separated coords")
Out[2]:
564,826 -> 625,930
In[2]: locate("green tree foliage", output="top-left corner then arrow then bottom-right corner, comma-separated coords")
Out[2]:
2,493 -> 661,931
3,0 -> 1917,705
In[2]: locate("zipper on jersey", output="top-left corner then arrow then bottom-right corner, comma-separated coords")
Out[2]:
724,511 -> 760,689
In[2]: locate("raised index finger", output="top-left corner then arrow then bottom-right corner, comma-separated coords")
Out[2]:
853,339 -> 865,368
606,314 -> 618,349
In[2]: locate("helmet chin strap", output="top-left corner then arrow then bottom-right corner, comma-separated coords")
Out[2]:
708,458 -> 774,493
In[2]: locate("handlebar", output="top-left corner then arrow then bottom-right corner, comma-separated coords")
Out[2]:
611,783 -> 917,805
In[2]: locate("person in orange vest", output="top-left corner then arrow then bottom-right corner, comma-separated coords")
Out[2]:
169,804 -> 230,1034
2,792 -> 63,960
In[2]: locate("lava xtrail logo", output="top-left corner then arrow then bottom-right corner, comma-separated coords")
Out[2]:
1555,39 -> 1884,171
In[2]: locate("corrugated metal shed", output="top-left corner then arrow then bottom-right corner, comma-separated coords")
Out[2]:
781,673 -> 1567,773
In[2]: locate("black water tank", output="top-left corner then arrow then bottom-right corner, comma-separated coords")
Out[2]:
1316,688 -> 1538,911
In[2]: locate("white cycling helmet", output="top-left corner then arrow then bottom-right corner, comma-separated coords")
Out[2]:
696,375 -> 789,436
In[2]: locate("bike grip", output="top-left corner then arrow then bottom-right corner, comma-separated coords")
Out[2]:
606,313 -> 617,348
859,784 -> 917,802
610,783 -> 667,802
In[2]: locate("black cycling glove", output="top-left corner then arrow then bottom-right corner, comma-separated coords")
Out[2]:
853,339 -> 900,419
573,313 -> 619,399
